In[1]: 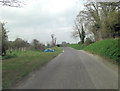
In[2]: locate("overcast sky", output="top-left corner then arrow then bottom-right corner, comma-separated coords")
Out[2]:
0,0 -> 84,44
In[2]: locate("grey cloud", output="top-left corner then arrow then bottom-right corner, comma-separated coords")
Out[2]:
0,0 -> 82,44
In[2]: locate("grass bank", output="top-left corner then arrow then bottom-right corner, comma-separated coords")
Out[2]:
68,38 -> 120,64
2,47 -> 63,89
68,44 -> 86,50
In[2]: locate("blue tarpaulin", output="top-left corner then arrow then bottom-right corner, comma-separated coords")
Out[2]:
44,49 -> 54,52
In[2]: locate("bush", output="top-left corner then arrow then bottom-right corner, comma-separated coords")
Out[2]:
2,54 -> 17,60
84,38 -> 93,45
78,42 -> 81,44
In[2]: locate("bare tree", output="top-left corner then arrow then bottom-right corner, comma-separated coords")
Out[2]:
31,39 -> 45,51
0,0 -> 24,7
51,34 -> 55,46
72,16 -> 86,44
54,37 -> 56,46
47,42 -> 50,48
12,38 -> 30,50
73,21 -> 81,40
77,2 -> 120,40
32,39 -> 39,50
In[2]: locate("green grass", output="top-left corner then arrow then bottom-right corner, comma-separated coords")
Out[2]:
2,50 -> 28,60
68,44 -> 86,50
84,39 -> 120,63
68,38 -> 120,64
2,47 -> 63,89
0,56 -> 2,60
2,54 -> 17,60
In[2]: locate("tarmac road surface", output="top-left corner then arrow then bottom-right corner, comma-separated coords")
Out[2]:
16,47 -> 118,89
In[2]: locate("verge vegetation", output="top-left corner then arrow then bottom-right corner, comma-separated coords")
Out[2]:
2,47 -> 63,89
68,38 -> 120,64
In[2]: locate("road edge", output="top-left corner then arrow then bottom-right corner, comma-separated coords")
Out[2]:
80,50 -> 118,72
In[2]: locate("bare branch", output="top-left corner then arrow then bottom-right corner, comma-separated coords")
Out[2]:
0,0 -> 25,7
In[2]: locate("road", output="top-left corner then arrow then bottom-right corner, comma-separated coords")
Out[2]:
16,47 -> 118,89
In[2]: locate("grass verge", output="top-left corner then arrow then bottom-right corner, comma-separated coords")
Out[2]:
68,44 -> 86,50
2,47 -> 63,89
68,38 -> 120,64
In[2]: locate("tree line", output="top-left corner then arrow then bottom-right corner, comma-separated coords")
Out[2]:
0,0 -> 59,57
73,1 -> 120,44
0,22 -> 58,56
0,22 -> 45,56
